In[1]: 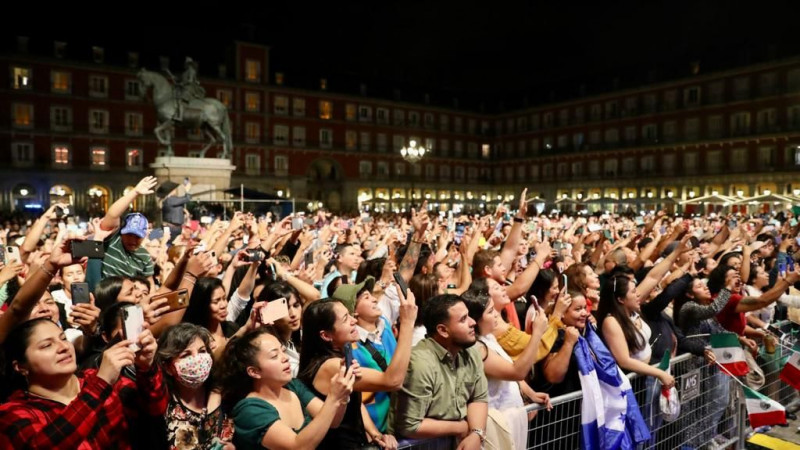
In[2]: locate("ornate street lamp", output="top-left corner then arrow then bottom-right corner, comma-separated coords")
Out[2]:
400,139 -> 427,207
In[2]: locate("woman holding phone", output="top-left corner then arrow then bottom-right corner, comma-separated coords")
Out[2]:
297,279 -> 417,450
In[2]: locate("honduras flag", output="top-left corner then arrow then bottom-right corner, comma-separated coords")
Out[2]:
574,325 -> 651,449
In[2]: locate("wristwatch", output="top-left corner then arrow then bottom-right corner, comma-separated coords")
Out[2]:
471,428 -> 486,443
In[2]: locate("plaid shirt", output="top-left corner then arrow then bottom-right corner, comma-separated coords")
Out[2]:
0,367 -> 167,449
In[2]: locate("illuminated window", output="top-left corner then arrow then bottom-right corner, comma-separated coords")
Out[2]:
12,67 -> 31,89
245,60 -> 261,82
51,70 -> 71,93
346,131 -> 357,150
91,147 -> 108,168
245,92 -> 260,112
126,148 -> 143,170
13,103 -> 33,128
346,104 -> 357,121
53,145 -> 70,166
481,144 -> 491,159
319,101 -> 333,120
217,89 -> 232,108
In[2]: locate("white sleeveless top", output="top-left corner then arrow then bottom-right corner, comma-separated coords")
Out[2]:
629,312 -> 652,363
479,334 -> 524,411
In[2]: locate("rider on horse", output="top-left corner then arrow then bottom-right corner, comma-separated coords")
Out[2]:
167,57 -> 205,122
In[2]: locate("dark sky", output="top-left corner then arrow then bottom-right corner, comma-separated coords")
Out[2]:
5,1 -> 800,110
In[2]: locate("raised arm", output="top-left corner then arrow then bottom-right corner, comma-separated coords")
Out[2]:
100,176 -> 157,231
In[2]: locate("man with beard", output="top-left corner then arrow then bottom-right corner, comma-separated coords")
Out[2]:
388,294 -> 488,450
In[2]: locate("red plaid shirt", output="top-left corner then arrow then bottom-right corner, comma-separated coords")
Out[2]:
0,367 -> 167,449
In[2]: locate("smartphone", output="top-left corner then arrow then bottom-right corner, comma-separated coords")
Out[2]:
393,272 -> 408,298
454,222 -> 466,245
362,216 -> 373,224
5,246 -> 20,264
246,249 -> 266,262
447,211 -> 455,232
71,282 -> 91,305
71,240 -> 104,259
788,258 -> 796,273
260,297 -> 289,324
343,343 -> 353,371
562,274 -> 569,291
193,242 -> 207,255
0,247 -> 6,264
588,223 -> 602,233
150,289 -> 190,313
121,304 -> 144,351
603,229 -> 613,239
55,206 -> 70,219
292,216 -> 304,230
779,261 -> 787,278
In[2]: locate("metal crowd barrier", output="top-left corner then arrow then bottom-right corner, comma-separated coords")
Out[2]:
398,320 -> 799,450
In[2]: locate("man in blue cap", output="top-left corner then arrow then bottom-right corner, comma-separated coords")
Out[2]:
99,176 -> 158,280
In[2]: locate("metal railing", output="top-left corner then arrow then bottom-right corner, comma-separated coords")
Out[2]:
398,320 -> 799,450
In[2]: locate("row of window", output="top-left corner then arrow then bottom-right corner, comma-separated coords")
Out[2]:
12,103 -> 144,135
355,160 -> 486,181
504,147 -> 800,183
12,66 -> 144,99
10,142 -> 143,170
497,68 -> 800,136
497,106 -> 800,157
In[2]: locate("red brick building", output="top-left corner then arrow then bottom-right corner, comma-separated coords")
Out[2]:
2,37 -> 800,215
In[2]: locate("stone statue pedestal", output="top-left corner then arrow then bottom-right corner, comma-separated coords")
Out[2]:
150,157 -> 236,200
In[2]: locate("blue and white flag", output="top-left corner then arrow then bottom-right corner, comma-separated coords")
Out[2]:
574,325 -> 651,450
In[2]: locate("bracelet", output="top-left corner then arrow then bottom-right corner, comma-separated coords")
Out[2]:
513,217 -> 524,223
184,272 -> 198,279
40,264 -> 55,278
531,260 -> 541,270
412,239 -> 425,244
182,275 -> 197,285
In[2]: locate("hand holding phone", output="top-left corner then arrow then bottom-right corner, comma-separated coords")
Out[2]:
71,282 -> 91,305
121,305 -> 145,351
393,272 -> 408,298
149,289 -> 190,313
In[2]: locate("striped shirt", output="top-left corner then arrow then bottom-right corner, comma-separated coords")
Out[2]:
101,232 -> 155,278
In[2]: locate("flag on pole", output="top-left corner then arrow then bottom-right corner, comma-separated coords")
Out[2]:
743,385 -> 786,428
779,343 -> 800,390
710,333 -> 749,376
575,325 -> 651,449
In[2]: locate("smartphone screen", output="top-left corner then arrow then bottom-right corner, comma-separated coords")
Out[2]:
71,282 -> 91,305
121,305 -> 144,351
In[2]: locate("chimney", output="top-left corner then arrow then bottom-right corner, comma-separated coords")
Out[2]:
320,78 -> 328,90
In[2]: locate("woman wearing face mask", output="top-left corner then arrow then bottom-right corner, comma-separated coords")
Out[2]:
257,281 -> 304,377
218,328 -> 355,450
0,318 -> 166,448
157,323 -> 234,450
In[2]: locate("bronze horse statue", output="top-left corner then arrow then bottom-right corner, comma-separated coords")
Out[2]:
137,68 -> 232,159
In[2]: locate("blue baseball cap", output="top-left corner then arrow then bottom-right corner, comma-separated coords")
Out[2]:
120,213 -> 149,238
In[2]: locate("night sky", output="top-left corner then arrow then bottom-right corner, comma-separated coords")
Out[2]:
5,1 -> 800,110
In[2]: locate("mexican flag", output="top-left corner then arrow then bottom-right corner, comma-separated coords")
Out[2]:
710,333 -> 749,376
779,344 -> 800,391
744,386 -> 786,428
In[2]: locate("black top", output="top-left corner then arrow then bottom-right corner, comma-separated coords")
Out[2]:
533,328 -> 582,397
640,274 -> 691,364
302,359 -> 368,449
162,194 -> 190,226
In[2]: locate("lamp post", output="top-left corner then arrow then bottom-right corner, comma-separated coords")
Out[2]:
400,139 -> 427,208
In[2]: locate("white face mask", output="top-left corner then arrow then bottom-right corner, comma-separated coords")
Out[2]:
172,353 -> 212,389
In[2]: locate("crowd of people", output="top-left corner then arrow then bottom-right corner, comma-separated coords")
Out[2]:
0,175 -> 798,449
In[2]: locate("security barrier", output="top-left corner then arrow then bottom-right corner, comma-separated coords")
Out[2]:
398,320 -> 798,450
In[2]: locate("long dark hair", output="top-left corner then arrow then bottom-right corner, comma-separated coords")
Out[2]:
183,277 -> 225,328
409,273 -> 440,327
707,265 -> 734,296
527,269 -> 557,308
297,299 -> 342,387
1,318 -> 59,398
258,280 -> 303,346
673,276 -> 700,329
94,276 -> 127,311
216,327 -> 275,412
597,274 -> 644,353
461,289 -> 491,335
